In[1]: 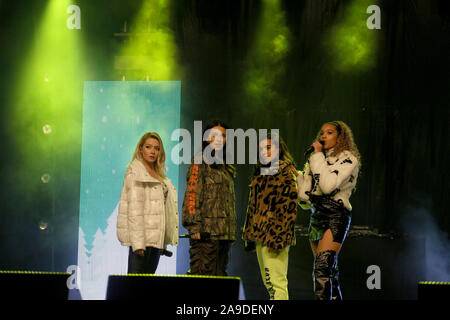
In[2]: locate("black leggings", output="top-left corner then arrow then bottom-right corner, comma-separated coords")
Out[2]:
127,246 -> 161,274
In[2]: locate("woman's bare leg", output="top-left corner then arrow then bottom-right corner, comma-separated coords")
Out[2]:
317,229 -> 343,254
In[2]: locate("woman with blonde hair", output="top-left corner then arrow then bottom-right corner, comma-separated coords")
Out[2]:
117,132 -> 179,274
298,121 -> 361,300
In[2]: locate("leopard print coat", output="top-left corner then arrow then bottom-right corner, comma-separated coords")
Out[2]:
242,161 -> 298,251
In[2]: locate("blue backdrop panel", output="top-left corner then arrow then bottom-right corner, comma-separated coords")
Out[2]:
77,81 -> 180,299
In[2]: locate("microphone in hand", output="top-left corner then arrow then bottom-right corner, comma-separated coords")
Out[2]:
161,249 -> 173,257
179,232 -> 211,240
304,140 -> 324,157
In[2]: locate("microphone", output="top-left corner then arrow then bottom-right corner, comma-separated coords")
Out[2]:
180,232 -> 211,240
304,140 -> 324,157
161,249 -> 173,257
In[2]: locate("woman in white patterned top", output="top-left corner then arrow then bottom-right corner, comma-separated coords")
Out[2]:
297,121 -> 361,300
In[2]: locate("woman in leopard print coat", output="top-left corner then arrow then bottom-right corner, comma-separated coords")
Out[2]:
242,132 -> 298,300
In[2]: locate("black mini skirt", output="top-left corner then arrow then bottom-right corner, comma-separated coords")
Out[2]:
308,195 -> 352,243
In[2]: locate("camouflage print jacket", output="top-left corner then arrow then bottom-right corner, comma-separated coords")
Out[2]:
181,156 -> 237,241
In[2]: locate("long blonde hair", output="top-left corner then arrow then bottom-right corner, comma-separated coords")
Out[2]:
314,121 -> 362,169
131,132 -> 167,179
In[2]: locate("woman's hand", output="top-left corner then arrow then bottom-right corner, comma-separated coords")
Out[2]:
191,233 -> 201,240
311,141 -> 323,153
134,249 -> 145,256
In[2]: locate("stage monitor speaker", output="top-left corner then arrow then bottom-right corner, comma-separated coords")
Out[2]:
106,274 -> 241,301
418,281 -> 450,300
0,271 -> 69,300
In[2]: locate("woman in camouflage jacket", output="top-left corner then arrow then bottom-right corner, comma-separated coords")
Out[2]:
182,120 -> 237,276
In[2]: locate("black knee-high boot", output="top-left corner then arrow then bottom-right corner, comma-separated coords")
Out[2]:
313,250 -> 337,300
331,265 -> 343,300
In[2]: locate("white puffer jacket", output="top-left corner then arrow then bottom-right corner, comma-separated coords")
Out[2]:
117,159 -> 179,252
298,149 -> 359,211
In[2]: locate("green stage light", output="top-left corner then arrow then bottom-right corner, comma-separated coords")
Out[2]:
243,0 -> 291,110
117,0 -> 180,81
10,0 -> 88,182
326,0 -> 380,72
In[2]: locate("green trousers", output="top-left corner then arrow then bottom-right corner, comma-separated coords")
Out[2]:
256,242 -> 290,300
